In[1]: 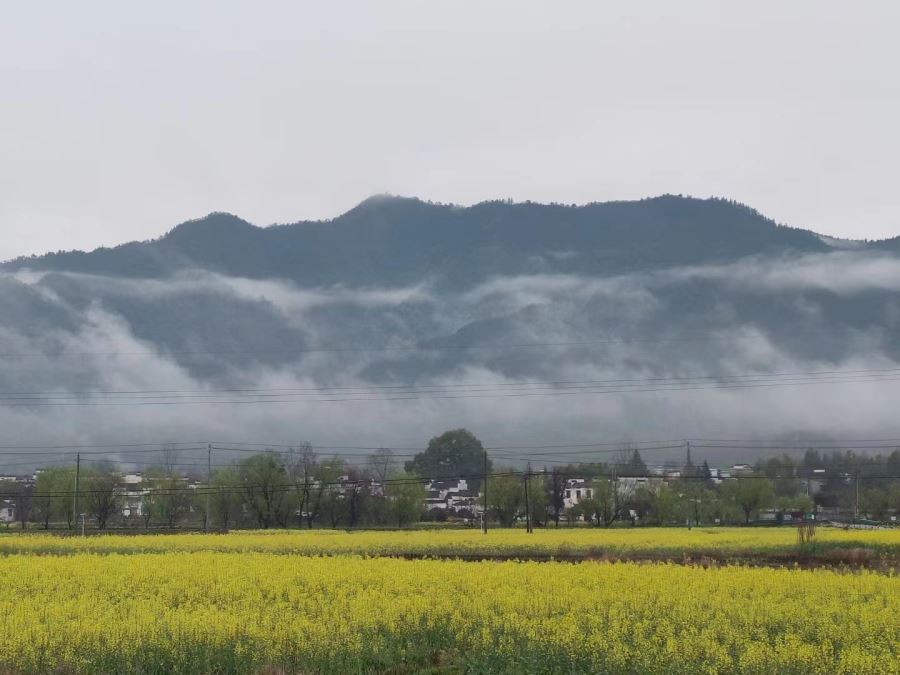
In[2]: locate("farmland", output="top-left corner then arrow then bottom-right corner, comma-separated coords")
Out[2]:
0,529 -> 897,673
1,526 -> 899,561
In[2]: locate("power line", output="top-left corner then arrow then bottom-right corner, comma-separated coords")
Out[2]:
3,366 -> 900,399
5,372 -> 900,406
0,436 -> 897,461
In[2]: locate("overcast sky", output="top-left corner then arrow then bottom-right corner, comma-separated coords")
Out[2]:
2,1 -> 899,260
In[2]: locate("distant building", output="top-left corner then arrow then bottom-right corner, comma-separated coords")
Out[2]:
121,473 -> 145,518
618,476 -> 662,491
563,479 -> 593,509
424,479 -> 476,514
0,500 -> 15,523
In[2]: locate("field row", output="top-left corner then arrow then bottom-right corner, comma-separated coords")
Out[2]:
0,552 -> 896,674
2,526 -> 899,559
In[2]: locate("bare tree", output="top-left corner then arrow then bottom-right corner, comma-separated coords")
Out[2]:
161,444 -> 180,475
13,480 -> 33,530
367,448 -> 394,484
86,464 -> 121,530
211,467 -> 241,529
287,442 -> 317,528
547,467 -> 567,527
307,458 -> 346,528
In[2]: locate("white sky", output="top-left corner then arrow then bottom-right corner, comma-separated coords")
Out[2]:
2,1 -> 899,260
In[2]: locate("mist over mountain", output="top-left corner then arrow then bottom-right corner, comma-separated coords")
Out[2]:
3,194 -> 900,468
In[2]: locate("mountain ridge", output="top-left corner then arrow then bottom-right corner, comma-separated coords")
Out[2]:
1,194 -> 882,288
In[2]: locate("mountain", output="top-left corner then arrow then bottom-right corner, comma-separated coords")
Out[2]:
3,195 -> 832,288
3,194 -> 900,457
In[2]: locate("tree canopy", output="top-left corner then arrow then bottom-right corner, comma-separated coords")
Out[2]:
405,429 -> 490,491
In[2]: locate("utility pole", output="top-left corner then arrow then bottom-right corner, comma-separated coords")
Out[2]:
855,469 -> 860,523
482,449 -> 488,534
523,468 -> 533,534
205,444 -> 212,533
73,453 -> 81,535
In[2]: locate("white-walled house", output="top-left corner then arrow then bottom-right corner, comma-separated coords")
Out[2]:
0,500 -> 15,523
424,479 -> 477,513
120,473 -> 145,518
563,479 -> 593,509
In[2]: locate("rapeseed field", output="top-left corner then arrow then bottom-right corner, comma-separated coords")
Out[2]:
1,526 -> 898,558
0,529 -> 898,673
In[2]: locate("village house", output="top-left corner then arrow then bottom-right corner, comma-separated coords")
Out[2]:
424,478 -> 477,515
120,473 -> 145,518
563,478 -> 593,509
0,499 -> 15,524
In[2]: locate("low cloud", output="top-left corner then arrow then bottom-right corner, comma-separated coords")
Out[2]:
2,252 -> 900,471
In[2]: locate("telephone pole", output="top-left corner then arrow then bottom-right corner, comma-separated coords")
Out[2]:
73,453 -> 81,535
523,468 -> 533,534
482,450 -> 488,534
205,444 -> 212,533
855,469 -> 860,523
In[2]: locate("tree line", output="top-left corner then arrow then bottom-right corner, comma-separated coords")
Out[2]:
4,430 -> 899,530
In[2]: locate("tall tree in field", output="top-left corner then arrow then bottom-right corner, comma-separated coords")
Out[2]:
638,483 -> 680,525
238,452 -> 291,529
587,477 -> 630,527
485,470 -> 523,527
405,429 -> 489,492
367,447 -> 394,483
546,468 -> 567,527
85,463 -> 121,530
306,458 -> 347,529
723,476 -> 775,524
211,467 -> 242,529
385,471 -> 425,527
12,480 -> 33,530
145,467 -> 193,528
287,442 -> 317,528
32,467 -> 75,530
859,487 -> 892,521
525,472 -> 548,527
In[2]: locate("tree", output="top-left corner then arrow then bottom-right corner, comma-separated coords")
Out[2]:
385,471 -> 425,527
145,468 -> 193,528
585,477 -> 632,527
525,472 -> 548,528
344,471 -> 371,528
32,467 -> 75,530
367,448 -> 394,483
85,464 -> 121,530
697,461 -> 715,490
485,470 -> 523,527
238,452 -> 291,529
405,429 -> 489,492
306,458 -> 347,528
620,448 -> 649,477
12,481 -> 33,530
287,443 -> 317,528
210,467 -> 242,529
546,468 -> 567,527
639,483 -> 680,525
31,475 -> 54,530
723,476 -> 775,525
859,487 -> 892,521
